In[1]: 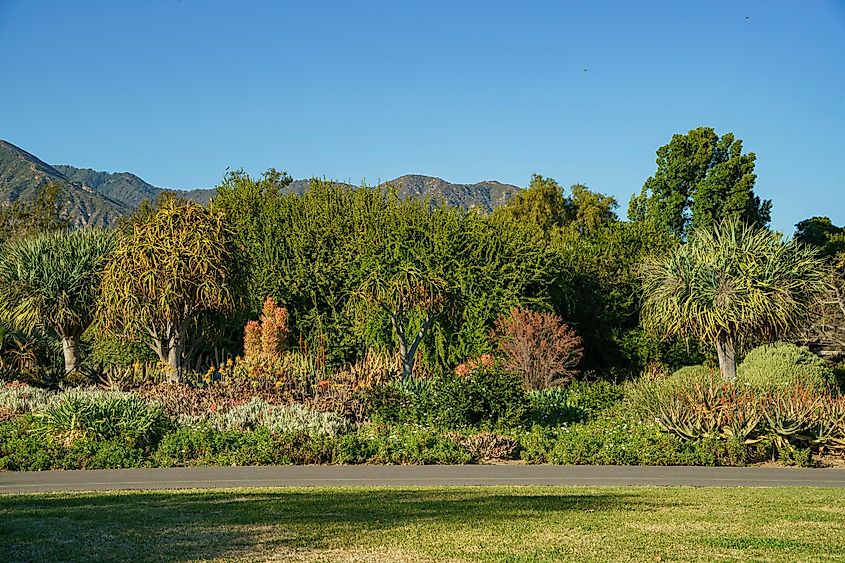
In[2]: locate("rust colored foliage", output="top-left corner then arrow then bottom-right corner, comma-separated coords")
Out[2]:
454,353 -> 495,378
243,298 -> 289,363
491,307 -> 583,390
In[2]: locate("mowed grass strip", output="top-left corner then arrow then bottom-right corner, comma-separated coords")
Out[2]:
1,486 -> 844,562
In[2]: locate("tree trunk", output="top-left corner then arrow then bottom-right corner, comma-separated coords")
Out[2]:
392,313 -> 434,383
397,337 -> 412,383
167,333 -> 183,384
716,337 -> 737,382
61,336 -> 79,376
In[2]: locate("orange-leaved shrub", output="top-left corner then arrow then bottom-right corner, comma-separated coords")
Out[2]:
236,297 -> 291,383
244,297 -> 289,363
491,307 -> 583,391
454,353 -> 495,377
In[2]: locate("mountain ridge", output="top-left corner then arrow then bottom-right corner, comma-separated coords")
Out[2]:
1,140 -> 522,226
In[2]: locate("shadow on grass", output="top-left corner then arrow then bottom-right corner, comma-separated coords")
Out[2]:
0,488 -> 653,561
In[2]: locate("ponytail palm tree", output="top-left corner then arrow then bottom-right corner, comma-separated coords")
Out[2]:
0,228 -> 116,375
641,219 -> 827,381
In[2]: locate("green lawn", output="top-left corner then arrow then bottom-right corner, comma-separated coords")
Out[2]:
1,486 -> 844,562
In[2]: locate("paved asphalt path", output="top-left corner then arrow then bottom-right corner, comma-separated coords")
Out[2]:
2,465 -> 845,493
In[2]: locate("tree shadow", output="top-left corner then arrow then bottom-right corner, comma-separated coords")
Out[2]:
0,488 -> 661,561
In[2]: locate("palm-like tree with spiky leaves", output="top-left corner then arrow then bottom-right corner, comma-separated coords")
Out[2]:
0,228 -> 116,376
641,219 -> 828,381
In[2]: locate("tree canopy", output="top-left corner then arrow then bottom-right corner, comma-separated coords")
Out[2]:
98,198 -> 238,382
628,127 -> 771,238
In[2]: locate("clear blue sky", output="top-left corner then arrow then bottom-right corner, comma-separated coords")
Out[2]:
1,0 -> 843,233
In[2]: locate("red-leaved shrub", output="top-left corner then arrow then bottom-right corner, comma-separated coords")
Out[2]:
491,307 -> 583,390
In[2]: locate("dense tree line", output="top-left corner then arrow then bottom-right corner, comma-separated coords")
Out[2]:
0,126 -> 837,385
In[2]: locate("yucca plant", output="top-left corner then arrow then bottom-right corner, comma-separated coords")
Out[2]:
641,219 -> 828,381
0,228 -> 115,376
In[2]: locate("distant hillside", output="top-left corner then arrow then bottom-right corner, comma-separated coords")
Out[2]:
54,165 -> 163,208
55,165 -> 218,208
384,175 -> 520,212
1,140 -> 523,226
0,141 -> 130,226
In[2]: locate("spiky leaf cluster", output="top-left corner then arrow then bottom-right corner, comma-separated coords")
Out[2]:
641,219 -> 828,350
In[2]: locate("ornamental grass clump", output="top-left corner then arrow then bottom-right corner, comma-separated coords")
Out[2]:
182,397 -> 351,437
33,393 -> 172,448
0,383 -> 50,418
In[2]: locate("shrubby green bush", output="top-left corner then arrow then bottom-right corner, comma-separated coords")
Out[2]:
334,424 -> 472,465
0,415 -> 150,471
85,333 -> 157,368
563,380 -> 625,416
154,427 -> 334,467
526,380 -> 623,427
665,365 -> 720,387
527,387 -> 583,426
519,411 -> 758,466
738,343 -> 835,391
156,423 -> 472,467
364,365 -> 528,430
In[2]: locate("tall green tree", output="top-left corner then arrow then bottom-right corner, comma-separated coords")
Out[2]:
793,217 -> 845,350
628,127 -> 771,237
99,199 -> 238,382
568,183 -> 618,235
0,228 -> 115,375
794,216 -> 845,258
641,219 -> 827,381
0,182 -> 70,243
550,218 -> 676,371
492,174 -> 572,233
215,173 -> 555,373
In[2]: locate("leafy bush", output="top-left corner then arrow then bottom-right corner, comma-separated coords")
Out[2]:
519,412 -> 757,466
333,424 -> 471,464
86,333 -> 156,369
365,365 -> 529,430
0,415 -> 149,471
738,343 -> 836,391
491,308 -> 583,390
180,398 -> 351,437
527,380 -> 624,427
33,394 -> 172,449
527,387 -> 584,426
564,380 -> 625,416
666,365 -> 720,387
154,426 -> 334,467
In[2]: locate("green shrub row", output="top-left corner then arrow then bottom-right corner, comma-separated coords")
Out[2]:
519,410 -> 765,466
0,418 -> 478,470
363,367 -> 625,430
